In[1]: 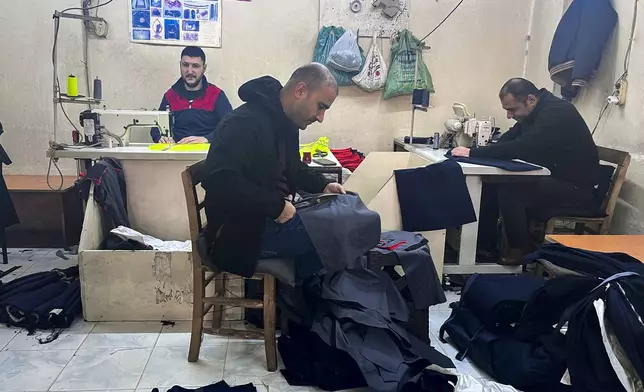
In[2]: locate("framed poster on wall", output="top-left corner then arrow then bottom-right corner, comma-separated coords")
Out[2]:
129,0 -> 222,48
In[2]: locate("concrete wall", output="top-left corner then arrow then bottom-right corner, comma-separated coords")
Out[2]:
525,0 -> 644,234
0,0 -> 533,175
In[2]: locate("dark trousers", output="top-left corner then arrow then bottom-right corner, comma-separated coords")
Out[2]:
478,177 -> 597,251
259,215 -> 323,280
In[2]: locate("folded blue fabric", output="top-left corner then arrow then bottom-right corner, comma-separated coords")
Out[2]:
394,160 -> 477,231
445,150 -> 541,172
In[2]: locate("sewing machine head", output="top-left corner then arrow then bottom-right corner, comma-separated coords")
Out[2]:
90,109 -> 173,146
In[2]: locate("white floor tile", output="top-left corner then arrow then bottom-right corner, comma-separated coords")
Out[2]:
157,321 -> 228,347
0,349 -> 75,391
50,348 -> 153,391
0,326 -> 20,349
138,345 -> 227,388
80,322 -> 162,349
429,310 -> 451,336
224,341 -> 282,378
93,322 -> 163,334
80,333 -> 159,349
21,253 -> 78,275
4,330 -> 87,351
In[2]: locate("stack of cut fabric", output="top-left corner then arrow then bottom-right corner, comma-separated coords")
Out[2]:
0,266 -> 81,331
330,148 -> 365,172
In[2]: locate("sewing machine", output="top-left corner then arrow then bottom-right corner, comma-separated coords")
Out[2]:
80,109 -> 173,146
443,103 -> 494,148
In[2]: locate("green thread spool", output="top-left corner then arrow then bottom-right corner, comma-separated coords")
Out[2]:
67,74 -> 79,97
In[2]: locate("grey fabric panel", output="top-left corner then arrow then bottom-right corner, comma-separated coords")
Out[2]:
298,194 -> 381,272
255,258 -> 296,287
311,268 -> 454,392
371,231 -> 446,309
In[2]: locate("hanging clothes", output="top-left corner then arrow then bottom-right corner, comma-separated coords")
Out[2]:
548,0 -> 618,100
77,158 -> 130,228
394,160 -> 476,232
0,121 -> 19,231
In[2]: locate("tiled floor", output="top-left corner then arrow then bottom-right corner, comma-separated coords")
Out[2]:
0,249 -> 489,392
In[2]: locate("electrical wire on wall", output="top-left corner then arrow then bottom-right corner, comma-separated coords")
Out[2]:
592,0 -> 639,136
418,0 -> 465,42
48,0 -> 113,190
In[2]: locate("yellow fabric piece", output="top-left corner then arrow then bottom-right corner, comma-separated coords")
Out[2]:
148,143 -> 210,152
299,136 -> 330,158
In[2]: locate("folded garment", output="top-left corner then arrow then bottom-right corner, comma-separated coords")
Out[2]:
445,150 -> 542,172
394,160 -> 476,231
152,381 -> 256,392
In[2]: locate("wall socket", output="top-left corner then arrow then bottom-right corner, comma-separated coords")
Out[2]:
615,78 -> 628,105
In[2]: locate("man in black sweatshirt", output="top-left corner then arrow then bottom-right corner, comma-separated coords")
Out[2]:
452,78 -> 600,264
202,63 -> 345,278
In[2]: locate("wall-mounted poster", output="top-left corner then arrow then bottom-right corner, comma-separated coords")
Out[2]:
129,0 -> 222,48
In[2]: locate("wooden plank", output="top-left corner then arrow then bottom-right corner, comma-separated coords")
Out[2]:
5,175 -> 77,191
203,297 -> 263,308
547,235 -> 644,262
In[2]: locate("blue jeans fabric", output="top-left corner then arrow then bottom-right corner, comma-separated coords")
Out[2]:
259,215 -> 323,280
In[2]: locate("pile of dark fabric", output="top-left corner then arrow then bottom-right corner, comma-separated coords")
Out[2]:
0,266 -> 81,331
277,220 -> 458,392
440,244 -> 644,392
151,381 -> 256,392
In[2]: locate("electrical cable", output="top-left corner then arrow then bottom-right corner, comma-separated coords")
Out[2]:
419,0 -> 465,42
61,0 -> 114,13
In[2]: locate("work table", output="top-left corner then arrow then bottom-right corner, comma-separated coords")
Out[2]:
49,145 -> 207,161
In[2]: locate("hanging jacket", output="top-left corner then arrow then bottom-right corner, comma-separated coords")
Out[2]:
77,158 -> 129,228
202,76 -> 331,277
150,76 -> 233,143
548,0 -> 618,100
0,121 -> 19,229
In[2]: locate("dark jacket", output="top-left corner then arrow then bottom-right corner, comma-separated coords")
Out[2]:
548,0 -> 617,100
150,76 -> 233,143
202,76 -> 331,277
470,89 -> 599,189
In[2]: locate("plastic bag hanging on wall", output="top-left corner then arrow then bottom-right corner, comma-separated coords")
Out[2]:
326,29 -> 363,72
353,33 -> 388,92
312,26 -> 365,86
384,30 -> 434,100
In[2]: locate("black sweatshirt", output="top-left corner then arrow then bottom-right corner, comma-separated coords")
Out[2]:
201,76 -> 331,277
470,89 -> 599,189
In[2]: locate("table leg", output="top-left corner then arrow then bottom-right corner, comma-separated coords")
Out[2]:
1,227 -> 7,264
458,176 -> 482,267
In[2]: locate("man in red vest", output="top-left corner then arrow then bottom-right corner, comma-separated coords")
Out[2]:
152,46 -> 233,144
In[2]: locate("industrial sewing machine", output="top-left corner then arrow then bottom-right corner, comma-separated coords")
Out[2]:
443,103 -> 495,148
79,108 -> 173,147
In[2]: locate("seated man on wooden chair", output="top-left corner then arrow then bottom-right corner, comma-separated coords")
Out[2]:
451,78 -> 601,265
201,63 -> 345,279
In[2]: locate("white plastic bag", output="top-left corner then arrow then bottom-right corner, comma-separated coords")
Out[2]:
327,30 -> 363,72
353,33 -> 388,92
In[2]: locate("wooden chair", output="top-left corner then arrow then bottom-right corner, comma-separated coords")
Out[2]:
181,160 -> 278,372
546,146 -> 631,235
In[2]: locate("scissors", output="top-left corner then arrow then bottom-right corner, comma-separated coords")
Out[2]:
312,149 -> 328,158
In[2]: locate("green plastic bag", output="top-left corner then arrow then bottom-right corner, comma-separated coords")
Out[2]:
384,30 -> 435,100
313,26 -> 366,87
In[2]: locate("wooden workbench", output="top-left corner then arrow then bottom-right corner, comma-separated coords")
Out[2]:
547,235 -> 644,262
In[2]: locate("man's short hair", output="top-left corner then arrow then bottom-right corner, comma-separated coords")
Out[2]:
181,46 -> 206,63
284,63 -> 338,93
499,78 -> 540,102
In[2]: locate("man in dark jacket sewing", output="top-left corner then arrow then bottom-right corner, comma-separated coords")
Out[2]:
452,78 -> 600,264
202,63 -> 345,278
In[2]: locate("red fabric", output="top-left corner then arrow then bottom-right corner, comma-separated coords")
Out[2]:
331,147 -> 365,172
